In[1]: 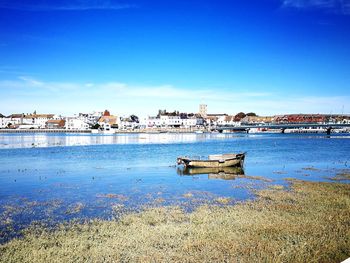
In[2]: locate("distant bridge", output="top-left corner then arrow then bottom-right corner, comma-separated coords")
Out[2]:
215,123 -> 350,135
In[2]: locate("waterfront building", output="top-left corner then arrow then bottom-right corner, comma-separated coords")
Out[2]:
46,119 -> 66,129
22,113 -> 55,128
181,116 -> 203,128
98,110 -> 119,129
140,111 -> 204,129
143,116 -> 162,128
205,114 -> 227,127
78,111 -> 103,126
0,113 -> 7,128
241,116 -> 273,125
119,116 -> 140,130
65,118 -> 90,130
1,114 -> 24,128
180,113 -> 204,127
160,113 -> 204,128
217,115 -> 241,126
0,114 -> 24,129
7,114 -> 23,125
160,115 -> 182,127
205,116 -> 218,126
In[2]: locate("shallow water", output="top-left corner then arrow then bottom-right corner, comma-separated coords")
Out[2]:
0,132 -> 349,242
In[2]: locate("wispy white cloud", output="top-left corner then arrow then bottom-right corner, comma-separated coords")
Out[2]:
0,0 -> 136,11
4,76 -> 81,92
17,76 -> 44,87
0,76 -> 349,116
281,0 -> 350,15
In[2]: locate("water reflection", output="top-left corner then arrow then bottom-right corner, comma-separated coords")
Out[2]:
0,133 -> 219,149
1,133 -> 348,149
177,166 -> 245,180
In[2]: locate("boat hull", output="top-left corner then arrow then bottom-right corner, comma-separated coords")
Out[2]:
177,153 -> 245,168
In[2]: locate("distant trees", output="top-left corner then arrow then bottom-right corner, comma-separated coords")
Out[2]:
246,112 -> 257,117
234,112 -> 257,121
234,112 -> 246,121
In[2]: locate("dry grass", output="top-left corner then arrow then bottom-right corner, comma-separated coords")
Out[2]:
182,192 -> 194,198
269,184 -> 285,190
214,197 -> 232,205
1,180 -> 349,263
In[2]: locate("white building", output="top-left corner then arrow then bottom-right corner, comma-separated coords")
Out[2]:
217,115 -> 241,126
160,115 -> 182,127
0,114 -> 24,128
78,111 -> 103,126
180,116 -> 204,127
119,117 -> 140,130
143,117 -> 162,128
141,115 -> 204,128
0,114 -> 8,128
22,114 -> 55,128
65,112 -> 103,130
0,113 -> 56,129
181,118 -> 197,127
65,117 -> 90,130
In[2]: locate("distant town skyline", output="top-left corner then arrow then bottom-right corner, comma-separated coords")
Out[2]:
1,0 -> 350,116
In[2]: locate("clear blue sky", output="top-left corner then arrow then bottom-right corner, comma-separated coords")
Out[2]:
0,0 -> 350,116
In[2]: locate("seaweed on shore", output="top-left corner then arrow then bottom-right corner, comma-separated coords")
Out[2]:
1,180 -> 349,263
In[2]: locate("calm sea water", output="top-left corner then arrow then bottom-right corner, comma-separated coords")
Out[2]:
0,132 -> 349,242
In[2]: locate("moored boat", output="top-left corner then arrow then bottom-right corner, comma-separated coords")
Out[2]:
177,153 -> 245,168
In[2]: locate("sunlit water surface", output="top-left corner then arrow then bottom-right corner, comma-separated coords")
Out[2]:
0,132 -> 349,242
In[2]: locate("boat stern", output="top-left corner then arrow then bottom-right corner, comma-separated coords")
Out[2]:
177,157 -> 184,165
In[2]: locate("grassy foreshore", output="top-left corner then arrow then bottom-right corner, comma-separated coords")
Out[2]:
0,179 -> 349,263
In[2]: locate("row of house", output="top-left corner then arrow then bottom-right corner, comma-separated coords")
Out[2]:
0,113 -> 63,129
208,114 -> 272,126
269,114 -> 350,124
0,109 -> 207,130
1,111 -> 349,130
140,111 -> 204,129
273,114 -> 326,124
0,112 -> 101,130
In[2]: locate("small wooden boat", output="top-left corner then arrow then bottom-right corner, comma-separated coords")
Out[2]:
177,153 -> 245,168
